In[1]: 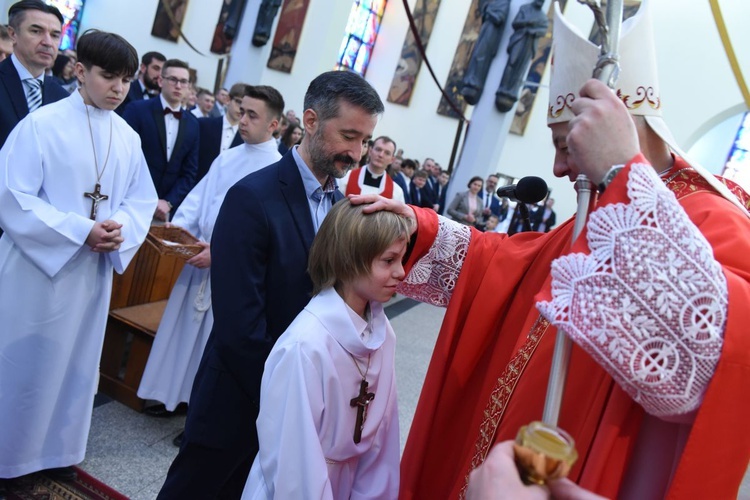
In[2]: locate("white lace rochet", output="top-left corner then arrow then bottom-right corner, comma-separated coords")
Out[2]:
537,163 -> 727,417
397,217 -> 471,307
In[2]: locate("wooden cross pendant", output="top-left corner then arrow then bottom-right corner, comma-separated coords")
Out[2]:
84,183 -> 109,220
349,379 -> 375,444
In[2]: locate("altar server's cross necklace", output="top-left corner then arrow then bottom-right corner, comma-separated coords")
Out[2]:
349,352 -> 374,444
83,104 -> 112,220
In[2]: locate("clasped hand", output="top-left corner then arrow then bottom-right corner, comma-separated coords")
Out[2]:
86,219 -> 123,253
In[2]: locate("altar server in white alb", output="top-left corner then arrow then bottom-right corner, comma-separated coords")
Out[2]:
0,30 -> 157,480
242,200 -> 410,499
138,85 -> 284,418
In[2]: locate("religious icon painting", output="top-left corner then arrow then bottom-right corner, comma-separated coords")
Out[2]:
386,0 -> 443,106
436,0 -> 481,118
151,0 -> 190,43
211,0 -> 235,54
266,0 -> 313,73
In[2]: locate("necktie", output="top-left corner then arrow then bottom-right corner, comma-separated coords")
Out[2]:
163,108 -> 182,119
25,78 -> 42,113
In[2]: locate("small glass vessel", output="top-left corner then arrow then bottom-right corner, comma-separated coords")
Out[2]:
514,421 -> 578,485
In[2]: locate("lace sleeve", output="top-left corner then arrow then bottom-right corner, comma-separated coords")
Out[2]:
537,163 -> 727,417
397,216 -> 471,307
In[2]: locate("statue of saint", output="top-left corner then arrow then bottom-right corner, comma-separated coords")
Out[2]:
460,0 -> 511,106
253,0 -> 283,47
495,0 -> 548,112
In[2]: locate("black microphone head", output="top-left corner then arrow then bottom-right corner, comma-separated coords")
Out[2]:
515,176 -> 548,204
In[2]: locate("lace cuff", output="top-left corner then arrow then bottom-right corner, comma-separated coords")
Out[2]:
397,216 -> 471,307
537,163 -> 727,417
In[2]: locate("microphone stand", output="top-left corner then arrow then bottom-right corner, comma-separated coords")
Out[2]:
519,203 -> 532,233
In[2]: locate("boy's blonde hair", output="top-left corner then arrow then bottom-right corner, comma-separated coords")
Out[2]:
308,200 -> 413,295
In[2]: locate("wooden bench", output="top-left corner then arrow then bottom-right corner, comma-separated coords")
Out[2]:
98,238 -> 184,411
99,300 -> 168,411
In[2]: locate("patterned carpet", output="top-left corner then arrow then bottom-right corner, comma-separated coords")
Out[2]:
5,467 -> 127,500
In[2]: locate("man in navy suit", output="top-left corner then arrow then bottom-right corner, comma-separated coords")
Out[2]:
409,169 -> 435,209
115,50 -> 165,115
123,59 -> 199,220
195,82 -> 245,182
436,170 -> 450,215
158,70 -> 385,499
480,173 -> 503,220
0,0 -> 68,238
391,155 -> 411,203
0,0 -> 68,149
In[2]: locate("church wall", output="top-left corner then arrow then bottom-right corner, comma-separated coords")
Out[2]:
496,0 -> 750,220
75,0 -> 226,94
2,0 -> 745,220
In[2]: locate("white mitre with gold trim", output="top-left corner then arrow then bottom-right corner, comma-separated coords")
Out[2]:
547,0 -> 748,215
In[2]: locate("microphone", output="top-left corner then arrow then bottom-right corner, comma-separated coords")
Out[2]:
496,176 -> 548,204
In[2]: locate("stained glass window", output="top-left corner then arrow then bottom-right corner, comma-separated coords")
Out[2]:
45,0 -> 86,51
722,112 -> 750,192
336,0 -> 387,76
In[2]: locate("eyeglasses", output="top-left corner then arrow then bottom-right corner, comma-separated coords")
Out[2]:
163,76 -> 190,87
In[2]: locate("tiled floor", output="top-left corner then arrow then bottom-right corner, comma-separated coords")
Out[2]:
80,297 -> 750,499
81,296 -> 444,499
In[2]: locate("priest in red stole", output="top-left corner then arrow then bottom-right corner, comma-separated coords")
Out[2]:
354,2 -> 750,498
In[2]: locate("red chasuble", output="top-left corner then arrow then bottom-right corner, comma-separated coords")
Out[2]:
398,155 -> 750,499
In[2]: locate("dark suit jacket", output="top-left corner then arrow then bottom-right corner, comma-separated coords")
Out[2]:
122,97 -> 199,212
196,116 -> 242,182
409,181 -> 434,209
532,207 -> 556,232
115,80 -> 149,116
479,191 -> 502,217
184,152 -> 345,451
435,182 -> 449,215
0,57 -> 68,148
393,172 -> 411,204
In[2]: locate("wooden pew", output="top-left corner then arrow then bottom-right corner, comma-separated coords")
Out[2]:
99,238 -> 184,411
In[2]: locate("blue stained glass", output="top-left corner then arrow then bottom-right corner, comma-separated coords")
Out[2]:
354,44 -> 371,74
336,0 -> 388,76
45,0 -> 86,50
355,9 -> 372,38
343,38 -> 362,68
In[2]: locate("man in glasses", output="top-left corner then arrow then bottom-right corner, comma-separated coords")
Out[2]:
124,58 -> 199,221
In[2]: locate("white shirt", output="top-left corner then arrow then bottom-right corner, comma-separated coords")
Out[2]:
160,94 -> 181,161
220,115 -> 239,152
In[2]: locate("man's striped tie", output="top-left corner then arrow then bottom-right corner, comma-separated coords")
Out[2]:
25,78 -> 42,112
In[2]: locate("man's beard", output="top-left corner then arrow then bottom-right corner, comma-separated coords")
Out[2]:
307,130 -> 356,179
143,74 -> 160,91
